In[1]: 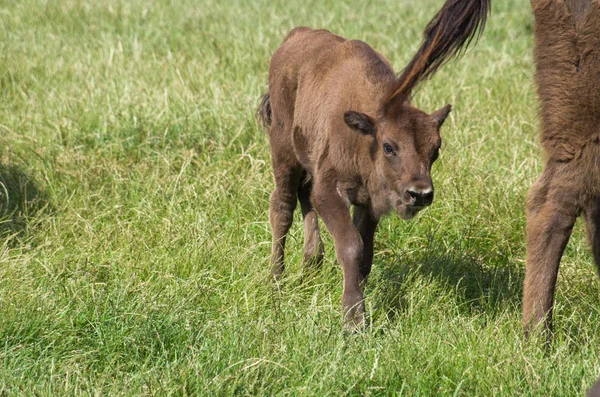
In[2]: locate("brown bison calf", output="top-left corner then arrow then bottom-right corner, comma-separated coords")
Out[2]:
524,0 -> 600,335
258,0 -> 489,326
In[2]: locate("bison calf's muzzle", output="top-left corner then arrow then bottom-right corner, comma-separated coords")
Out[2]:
404,181 -> 434,208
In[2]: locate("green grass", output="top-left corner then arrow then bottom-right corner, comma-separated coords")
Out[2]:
1,0 -> 599,395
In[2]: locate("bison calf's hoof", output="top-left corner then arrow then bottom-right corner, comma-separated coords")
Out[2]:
343,294 -> 366,331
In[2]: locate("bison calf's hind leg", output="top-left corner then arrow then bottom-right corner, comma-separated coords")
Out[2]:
298,179 -> 324,269
269,167 -> 301,278
523,167 -> 579,336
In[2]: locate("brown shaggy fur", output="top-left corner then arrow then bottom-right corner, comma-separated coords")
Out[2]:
523,0 -> 600,336
257,0 -> 489,327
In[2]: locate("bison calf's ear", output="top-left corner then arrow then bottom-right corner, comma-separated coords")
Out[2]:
431,104 -> 452,129
344,111 -> 376,136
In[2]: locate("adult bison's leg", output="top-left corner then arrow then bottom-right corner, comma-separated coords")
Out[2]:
523,163 -> 579,337
312,180 -> 365,327
583,198 -> 600,274
298,177 -> 324,269
352,205 -> 378,284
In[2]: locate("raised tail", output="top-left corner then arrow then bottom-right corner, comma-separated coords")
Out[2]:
385,0 -> 491,105
256,92 -> 272,130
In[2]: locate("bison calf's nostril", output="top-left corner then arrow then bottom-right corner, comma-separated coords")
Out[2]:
421,190 -> 434,206
406,189 -> 434,206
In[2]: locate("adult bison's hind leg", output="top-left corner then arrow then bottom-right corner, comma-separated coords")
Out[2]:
583,198 -> 600,275
523,164 -> 580,337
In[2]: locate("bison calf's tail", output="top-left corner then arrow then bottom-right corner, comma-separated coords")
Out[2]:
256,92 -> 272,130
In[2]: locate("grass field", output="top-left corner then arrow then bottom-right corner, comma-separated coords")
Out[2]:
1,0 -> 600,395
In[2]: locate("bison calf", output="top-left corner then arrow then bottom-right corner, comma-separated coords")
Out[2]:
258,1 -> 489,327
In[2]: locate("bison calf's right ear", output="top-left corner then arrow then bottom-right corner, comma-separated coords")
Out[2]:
344,111 -> 376,136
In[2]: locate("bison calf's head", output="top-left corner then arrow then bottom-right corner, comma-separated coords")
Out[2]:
344,103 -> 451,220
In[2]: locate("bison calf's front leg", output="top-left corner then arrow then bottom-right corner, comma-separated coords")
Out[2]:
353,205 -> 378,283
337,234 -> 366,327
313,185 -> 366,327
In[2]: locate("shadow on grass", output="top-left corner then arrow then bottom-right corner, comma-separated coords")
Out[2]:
0,164 -> 53,241
370,238 -> 524,319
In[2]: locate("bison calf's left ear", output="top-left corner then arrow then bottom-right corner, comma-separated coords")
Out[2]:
431,104 -> 452,129
344,111 -> 376,136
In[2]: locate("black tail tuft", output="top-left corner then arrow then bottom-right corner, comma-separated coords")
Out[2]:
256,92 -> 272,130
386,0 -> 491,105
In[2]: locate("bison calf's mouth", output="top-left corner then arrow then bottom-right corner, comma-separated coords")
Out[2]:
258,0 -> 488,328
396,202 -> 431,221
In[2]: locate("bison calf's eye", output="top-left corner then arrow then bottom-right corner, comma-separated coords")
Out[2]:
383,144 -> 393,155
